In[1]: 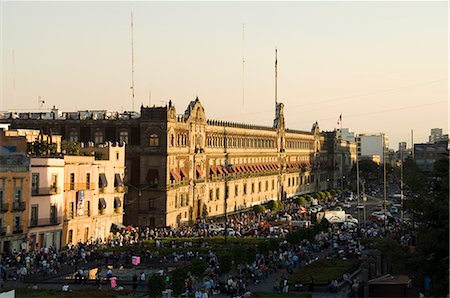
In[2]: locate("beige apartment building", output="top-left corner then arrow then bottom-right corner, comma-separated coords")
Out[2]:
63,143 -> 125,244
0,131 -> 30,253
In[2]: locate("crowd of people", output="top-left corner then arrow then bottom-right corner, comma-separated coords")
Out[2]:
0,194 -> 415,296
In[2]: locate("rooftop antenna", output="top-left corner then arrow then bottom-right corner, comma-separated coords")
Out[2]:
130,9 -> 135,111
242,23 -> 245,113
275,47 -> 278,109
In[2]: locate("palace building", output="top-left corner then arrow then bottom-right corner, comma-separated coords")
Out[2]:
1,99 -> 355,227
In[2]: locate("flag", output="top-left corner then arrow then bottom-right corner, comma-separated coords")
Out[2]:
337,114 -> 342,125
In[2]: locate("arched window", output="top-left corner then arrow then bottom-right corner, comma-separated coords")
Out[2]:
119,131 -> 128,144
149,134 -> 159,146
94,131 -> 103,144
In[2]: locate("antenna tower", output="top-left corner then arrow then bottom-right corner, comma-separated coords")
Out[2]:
242,23 -> 245,112
130,10 -> 135,111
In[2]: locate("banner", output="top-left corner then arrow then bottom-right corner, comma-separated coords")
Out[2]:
77,190 -> 85,216
132,256 -> 140,265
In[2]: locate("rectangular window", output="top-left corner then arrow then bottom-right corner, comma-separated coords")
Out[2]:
94,131 -> 104,144
119,131 -> 129,144
243,184 -> 247,195
209,190 -> 213,201
31,173 -> 39,195
68,230 -> 73,243
70,173 -> 75,190
50,205 -> 57,224
14,216 -> 20,232
258,182 -> 261,192
51,174 -> 58,191
31,205 -> 38,226
234,185 -> 238,197
265,181 -> 268,191
272,180 -> 275,190
149,199 -> 156,210
86,173 -> 91,190
69,202 -> 74,219
251,183 -> 254,194
216,188 -> 220,200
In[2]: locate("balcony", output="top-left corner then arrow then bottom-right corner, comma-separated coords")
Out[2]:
29,216 -> 62,228
32,186 -> 61,196
13,225 -> 24,234
64,183 -> 96,191
114,186 -> 128,193
12,201 -> 25,211
0,203 -> 9,213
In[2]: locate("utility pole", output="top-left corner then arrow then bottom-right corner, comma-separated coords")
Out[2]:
356,140 -> 361,229
382,133 -> 387,234
400,149 -> 404,223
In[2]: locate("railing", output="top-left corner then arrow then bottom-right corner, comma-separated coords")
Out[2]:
13,225 -> 23,234
13,201 -> 25,211
29,216 -> 62,228
32,186 -> 61,196
64,183 -> 96,191
0,203 -> 9,213
114,186 -> 128,193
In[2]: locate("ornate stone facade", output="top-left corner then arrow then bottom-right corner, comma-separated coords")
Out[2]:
1,99 -> 353,227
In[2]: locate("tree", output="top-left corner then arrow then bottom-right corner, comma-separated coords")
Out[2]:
403,156 -> 449,296
253,204 -> 266,214
170,267 -> 187,296
148,274 -> 166,297
295,196 -> 306,206
61,140 -> 81,155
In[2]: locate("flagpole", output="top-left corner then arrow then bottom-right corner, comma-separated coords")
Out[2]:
275,47 -> 278,109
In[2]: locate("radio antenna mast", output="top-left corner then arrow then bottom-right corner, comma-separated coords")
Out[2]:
242,23 -> 245,112
130,10 -> 135,111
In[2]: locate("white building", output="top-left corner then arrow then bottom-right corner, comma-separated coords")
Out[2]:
28,157 -> 65,250
357,134 -> 389,162
337,128 -> 356,142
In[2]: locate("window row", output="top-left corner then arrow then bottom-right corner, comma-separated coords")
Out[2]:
207,135 -> 276,149
286,140 -> 313,149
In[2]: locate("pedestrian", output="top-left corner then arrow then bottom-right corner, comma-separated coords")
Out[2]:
308,276 -> 314,292
132,273 -> 138,291
139,271 -> 146,287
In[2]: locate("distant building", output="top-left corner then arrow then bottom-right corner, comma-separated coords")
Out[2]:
357,134 -> 389,163
414,140 -> 448,173
428,128 -> 444,143
337,128 -> 356,142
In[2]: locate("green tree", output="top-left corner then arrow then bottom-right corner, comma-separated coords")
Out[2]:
61,140 -> 81,155
403,156 -> 449,296
253,204 -> 266,214
148,274 -> 166,298
295,196 -> 306,206
170,267 -> 187,296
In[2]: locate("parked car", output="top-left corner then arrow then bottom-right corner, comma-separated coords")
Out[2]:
342,202 -> 351,209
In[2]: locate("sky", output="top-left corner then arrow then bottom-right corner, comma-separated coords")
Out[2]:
1,1 -> 448,149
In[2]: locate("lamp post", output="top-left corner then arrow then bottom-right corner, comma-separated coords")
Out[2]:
382,133 -> 387,235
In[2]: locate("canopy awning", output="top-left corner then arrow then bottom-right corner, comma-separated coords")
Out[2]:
170,169 -> 181,181
180,167 -> 188,179
195,165 -> 203,177
216,165 -> 224,175
99,198 -> 107,210
99,173 -> 108,188
209,165 -> 217,176
114,173 -> 123,187
114,197 -> 122,208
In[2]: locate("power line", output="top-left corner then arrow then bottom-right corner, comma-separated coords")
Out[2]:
219,77 -> 447,120
289,99 -> 447,126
